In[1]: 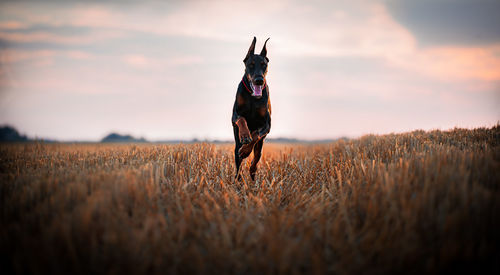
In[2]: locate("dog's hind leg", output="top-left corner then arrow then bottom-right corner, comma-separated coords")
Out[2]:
233,126 -> 243,181
250,138 -> 264,181
234,145 -> 243,181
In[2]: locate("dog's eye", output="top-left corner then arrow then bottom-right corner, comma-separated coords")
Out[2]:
249,64 -> 254,69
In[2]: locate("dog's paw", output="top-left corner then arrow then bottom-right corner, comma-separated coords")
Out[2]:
238,144 -> 253,159
240,136 -> 252,145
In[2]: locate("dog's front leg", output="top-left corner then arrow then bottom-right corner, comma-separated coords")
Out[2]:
238,130 -> 260,159
235,117 -> 252,144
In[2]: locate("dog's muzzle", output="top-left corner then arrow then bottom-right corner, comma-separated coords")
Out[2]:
250,82 -> 263,97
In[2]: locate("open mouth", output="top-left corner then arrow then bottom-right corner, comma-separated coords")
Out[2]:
249,82 -> 263,97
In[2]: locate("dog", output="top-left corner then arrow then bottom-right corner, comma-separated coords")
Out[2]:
232,37 -> 271,181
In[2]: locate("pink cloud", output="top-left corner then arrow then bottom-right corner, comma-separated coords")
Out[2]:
1,49 -> 93,64
122,54 -> 204,69
0,29 -> 126,45
0,21 -> 28,30
388,45 -> 500,82
65,51 -> 93,60
1,49 -> 55,64
123,54 -> 151,68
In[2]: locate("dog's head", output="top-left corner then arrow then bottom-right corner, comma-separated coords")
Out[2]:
243,37 -> 269,98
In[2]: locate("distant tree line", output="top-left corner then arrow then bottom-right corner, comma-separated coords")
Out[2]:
0,125 -> 340,143
0,126 -> 28,142
101,133 -> 148,143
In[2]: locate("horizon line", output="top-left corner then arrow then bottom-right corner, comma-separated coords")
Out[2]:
2,124 -> 498,144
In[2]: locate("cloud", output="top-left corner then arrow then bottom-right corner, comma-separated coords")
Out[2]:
0,21 -> 28,30
0,1 -> 413,55
385,0 -> 500,46
388,45 -> 500,81
122,53 -> 204,69
1,49 -> 55,64
0,28 -> 127,45
4,0 -> 497,83
122,54 -> 151,68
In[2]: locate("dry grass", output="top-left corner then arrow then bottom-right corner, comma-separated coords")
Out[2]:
1,126 -> 499,274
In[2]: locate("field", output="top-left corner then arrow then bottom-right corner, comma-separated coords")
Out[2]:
1,127 -> 499,274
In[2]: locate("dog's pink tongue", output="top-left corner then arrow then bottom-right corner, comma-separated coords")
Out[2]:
253,85 -> 262,97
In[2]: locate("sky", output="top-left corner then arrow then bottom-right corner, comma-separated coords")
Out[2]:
0,0 -> 499,141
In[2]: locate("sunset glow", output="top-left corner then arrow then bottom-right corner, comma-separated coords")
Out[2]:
0,0 -> 498,141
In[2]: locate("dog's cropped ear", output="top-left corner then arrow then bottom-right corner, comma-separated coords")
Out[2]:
243,36 -> 257,63
260,38 -> 270,61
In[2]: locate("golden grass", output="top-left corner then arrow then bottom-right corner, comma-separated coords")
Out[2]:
1,126 -> 499,274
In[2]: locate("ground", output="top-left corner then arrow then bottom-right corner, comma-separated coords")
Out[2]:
1,126 -> 499,274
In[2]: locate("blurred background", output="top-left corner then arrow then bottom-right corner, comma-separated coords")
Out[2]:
0,0 -> 499,141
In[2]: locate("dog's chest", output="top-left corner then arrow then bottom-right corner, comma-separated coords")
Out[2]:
239,95 -> 267,118
252,98 -> 268,117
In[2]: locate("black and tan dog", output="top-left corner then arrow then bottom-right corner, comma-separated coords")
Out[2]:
232,37 -> 271,180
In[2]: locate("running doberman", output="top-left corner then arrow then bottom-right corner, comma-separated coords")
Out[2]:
232,37 -> 271,181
